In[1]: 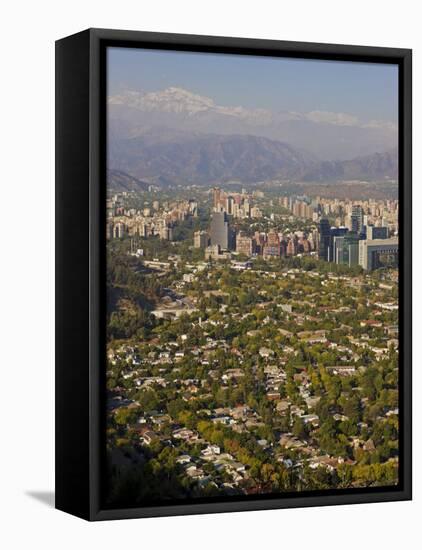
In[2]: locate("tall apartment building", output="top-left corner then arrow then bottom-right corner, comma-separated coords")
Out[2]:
292,201 -> 314,219
318,218 -> 331,261
263,230 -> 281,258
236,232 -> 253,256
213,187 -> 222,209
351,205 -> 364,234
194,230 -> 209,249
210,211 -> 233,250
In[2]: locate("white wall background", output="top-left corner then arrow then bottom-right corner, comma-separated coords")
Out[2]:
1,1 -> 418,548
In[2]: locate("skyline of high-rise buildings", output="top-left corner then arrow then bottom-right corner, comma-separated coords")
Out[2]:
107,188 -> 398,272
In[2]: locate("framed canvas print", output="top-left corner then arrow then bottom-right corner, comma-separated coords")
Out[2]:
55,28 -> 412,521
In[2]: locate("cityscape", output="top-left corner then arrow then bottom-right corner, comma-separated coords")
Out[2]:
105,184 -> 399,506
105,47 -> 399,507
107,187 -> 398,272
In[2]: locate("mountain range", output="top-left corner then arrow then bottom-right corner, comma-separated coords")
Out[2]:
108,129 -> 397,188
107,169 -> 150,192
108,87 -> 397,161
107,87 -> 398,188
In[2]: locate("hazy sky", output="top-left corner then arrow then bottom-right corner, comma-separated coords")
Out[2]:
107,46 -> 398,124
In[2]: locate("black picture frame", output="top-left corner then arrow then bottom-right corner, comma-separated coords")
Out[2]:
55,28 -> 412,521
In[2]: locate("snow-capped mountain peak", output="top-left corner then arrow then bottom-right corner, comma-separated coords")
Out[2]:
108,87 -> 272,120
107,87 -> 397,160
109,87 -> 216,115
